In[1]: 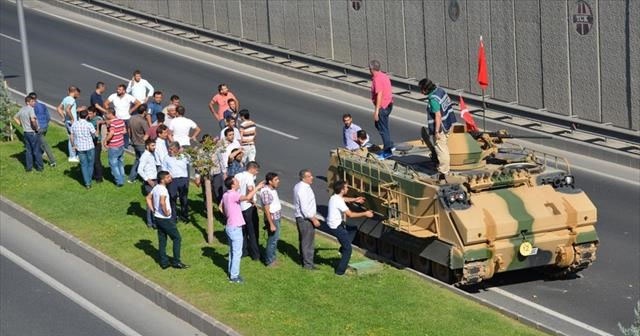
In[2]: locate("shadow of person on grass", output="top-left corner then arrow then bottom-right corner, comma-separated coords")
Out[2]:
201,246 -> 228,275
9,152 -> 27,167
126,201 -> 147,224
62,166 -> 86,187
134,239 -> 161,265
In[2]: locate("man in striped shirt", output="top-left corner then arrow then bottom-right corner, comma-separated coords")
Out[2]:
103,109 -> 127,187
239,109 -> 256,165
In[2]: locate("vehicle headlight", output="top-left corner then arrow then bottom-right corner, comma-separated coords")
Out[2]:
455,192 -> 467,201
564,175 -> 574,185
448,194 -> 457,203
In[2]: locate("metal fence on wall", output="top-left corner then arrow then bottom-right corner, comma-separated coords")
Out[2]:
105,0 -> 639,131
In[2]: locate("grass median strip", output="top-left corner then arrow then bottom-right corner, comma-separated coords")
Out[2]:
0,125 -> 546,336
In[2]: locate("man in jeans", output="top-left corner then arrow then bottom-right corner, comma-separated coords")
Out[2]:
220,176 -> 264,283
87,107 -> 105,182
13,95 -> 43,172
327,180 -> 374,275
70,108 -> 96,189
369,60 -> 394,159
128,104 -> 150,183
57,86 -> 80,162
260,172 -> 281,267
146,171 -> 189,270
103,109 -> 126,187
29,92 -> 56,167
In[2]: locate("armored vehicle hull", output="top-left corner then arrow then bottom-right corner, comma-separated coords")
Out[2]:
328,125 -> 598,285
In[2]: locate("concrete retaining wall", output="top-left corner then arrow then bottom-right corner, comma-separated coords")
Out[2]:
103,0 -> 639,132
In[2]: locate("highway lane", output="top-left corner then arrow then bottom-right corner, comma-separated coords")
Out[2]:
1,2 -> 638,334
0,209 -> 205,336
1,254 -> 124,336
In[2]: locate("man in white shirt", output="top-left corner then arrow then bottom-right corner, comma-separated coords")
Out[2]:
293,169 -> 321,270
138,138 -> 158,228
235,161 -> 261,261
260,172 -> 281,267
221,128 -> 240,178
162,142 -> 192,222
105,84 -> 141,121
219,116 -> 241,143
154,125 -> 170,167
327,180 -> 373,275
126,70 -> 154,103
146,170 -> 188,269
105,84 -> 141,148
169,105 -> 201,147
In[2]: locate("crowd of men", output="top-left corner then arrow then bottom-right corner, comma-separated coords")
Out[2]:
13,60 -> 455,282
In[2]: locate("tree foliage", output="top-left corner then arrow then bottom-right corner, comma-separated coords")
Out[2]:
0,69 -> 15,141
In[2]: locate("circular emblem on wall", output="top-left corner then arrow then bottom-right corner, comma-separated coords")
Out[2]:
573,0 -> 594,35
448,0 -> 460,22
351,0 -> 362,11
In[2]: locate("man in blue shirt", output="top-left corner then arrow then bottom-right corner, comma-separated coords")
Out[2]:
90,82 -> 107,116
342,113 -> 365,151
57,86 -> 80,162
29,92 -> 56,167
147,91 -> 164,124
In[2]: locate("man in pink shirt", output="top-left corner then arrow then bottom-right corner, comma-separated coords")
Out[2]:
208,84 -> 239,129
370,60 -> 394,159
220,176 -> 264,283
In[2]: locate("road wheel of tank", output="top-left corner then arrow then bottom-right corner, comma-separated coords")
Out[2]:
431,261 -> 454,284
394,246 -> 411,266
359,232 -> 378,254
411,255 -> 432,275
378,240 -> 394,260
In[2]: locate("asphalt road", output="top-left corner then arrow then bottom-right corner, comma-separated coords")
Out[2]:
0,255 -> 123,336
1,1 -> 638,334
0,210 -> 204,336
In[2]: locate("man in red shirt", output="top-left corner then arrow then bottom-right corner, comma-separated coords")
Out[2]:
208,84 -> 239,129
103,109 -> 127,187
369,60 -> 394,159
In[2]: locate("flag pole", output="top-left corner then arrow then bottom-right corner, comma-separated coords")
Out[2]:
482,89 -> 486,130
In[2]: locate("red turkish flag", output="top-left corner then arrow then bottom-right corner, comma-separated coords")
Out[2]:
459,96 -> 479,132
477,36 -> 489,90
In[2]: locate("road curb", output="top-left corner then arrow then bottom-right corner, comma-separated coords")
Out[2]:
37,0 -> 640,169
0,196 -> 240,336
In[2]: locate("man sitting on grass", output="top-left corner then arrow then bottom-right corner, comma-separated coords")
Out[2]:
146,170 -> 189,270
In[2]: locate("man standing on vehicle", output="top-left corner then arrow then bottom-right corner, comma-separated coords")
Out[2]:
369,60 -> 393,159
419,78 -> 457,179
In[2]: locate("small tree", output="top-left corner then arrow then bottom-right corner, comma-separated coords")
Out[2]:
184,136 -> 223,244
620,301 -> 640,336
0,69 -> 15,141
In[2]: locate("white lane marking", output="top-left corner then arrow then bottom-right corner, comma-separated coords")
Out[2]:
0,245 -> 143,336
255,123 -> 298,140
32,10 -> 378,113
81,63 -> 129,81
488,287 -> 613,336
0,32 -> 20,42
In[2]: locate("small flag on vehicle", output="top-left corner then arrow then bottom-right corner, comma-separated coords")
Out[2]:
459,96 -> 479,132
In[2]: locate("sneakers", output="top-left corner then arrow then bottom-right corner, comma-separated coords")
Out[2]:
376,151 -> 392,160
50,162 -> 57,168
68,157 -> 79,163
229,276 -> 244,284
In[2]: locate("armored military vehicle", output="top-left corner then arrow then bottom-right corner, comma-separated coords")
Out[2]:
327,124 -> 598,285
